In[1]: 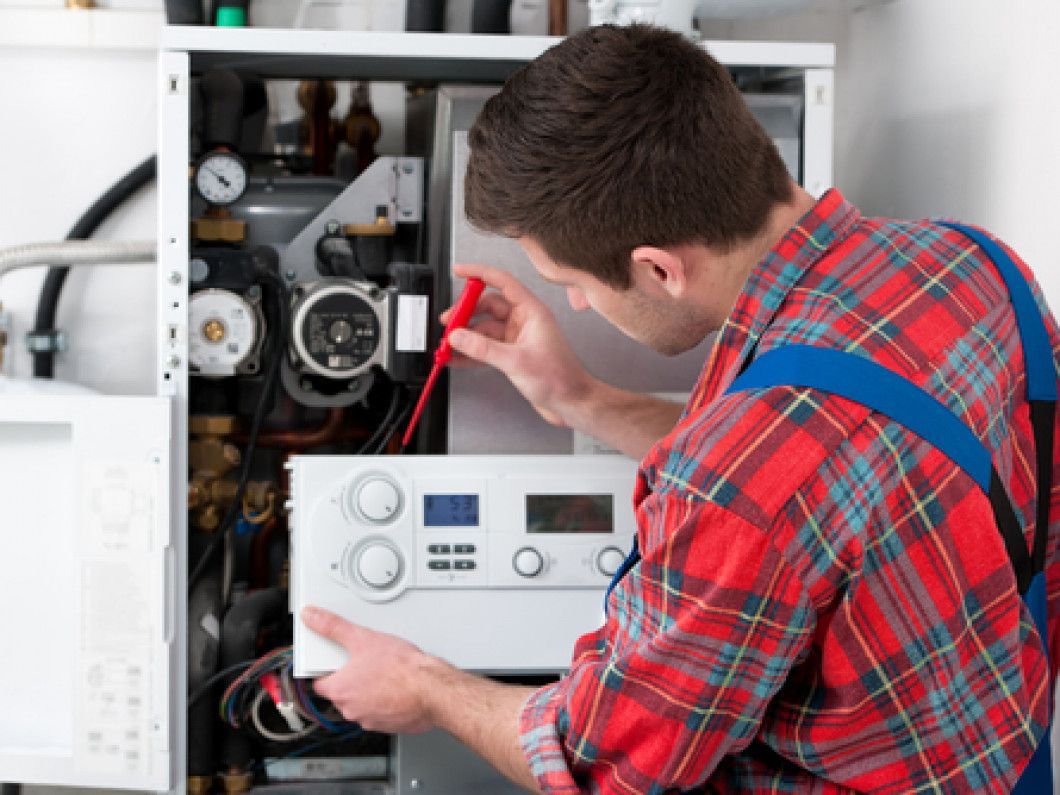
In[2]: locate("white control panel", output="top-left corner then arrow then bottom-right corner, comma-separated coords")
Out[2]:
289,455 -> 638,675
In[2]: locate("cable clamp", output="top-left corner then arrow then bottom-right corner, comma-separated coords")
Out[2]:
25,329 -> 67,354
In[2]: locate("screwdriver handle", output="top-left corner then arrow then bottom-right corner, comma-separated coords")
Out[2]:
435,277 -> 486,365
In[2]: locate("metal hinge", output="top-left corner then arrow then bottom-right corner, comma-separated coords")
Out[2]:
25,329 -> 68,354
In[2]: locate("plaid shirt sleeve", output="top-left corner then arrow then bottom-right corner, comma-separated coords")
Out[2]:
518,490 -> 816,793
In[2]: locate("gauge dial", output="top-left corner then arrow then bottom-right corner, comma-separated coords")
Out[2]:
194,150 -> 247,206
189,288 -> 261,377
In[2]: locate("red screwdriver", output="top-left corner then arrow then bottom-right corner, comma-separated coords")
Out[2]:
401,277 -> 486,449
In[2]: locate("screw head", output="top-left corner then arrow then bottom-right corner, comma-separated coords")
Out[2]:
285,270 -> 297,281
325,220 -> 341,235
168,271 -> 182,284
167,354 -> 181,368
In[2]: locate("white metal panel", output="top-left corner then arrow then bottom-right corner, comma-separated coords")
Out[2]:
160,26 -> 834,67
157,47 -> 191,795
803,67 -> 835,197
0,393 -> 172,791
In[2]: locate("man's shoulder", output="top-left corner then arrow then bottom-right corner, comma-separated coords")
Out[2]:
643,386 -> 872,529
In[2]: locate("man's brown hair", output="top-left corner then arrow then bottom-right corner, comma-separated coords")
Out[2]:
465,24 -> 793,288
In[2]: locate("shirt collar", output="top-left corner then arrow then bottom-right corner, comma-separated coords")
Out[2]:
688,188 -> 861,412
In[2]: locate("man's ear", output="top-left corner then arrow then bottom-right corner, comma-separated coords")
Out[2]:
630,245 -> 688,299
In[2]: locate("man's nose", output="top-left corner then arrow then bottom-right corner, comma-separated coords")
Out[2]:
566,286 -> 589,311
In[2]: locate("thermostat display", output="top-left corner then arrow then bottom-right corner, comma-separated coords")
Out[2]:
423,494 -> 478,527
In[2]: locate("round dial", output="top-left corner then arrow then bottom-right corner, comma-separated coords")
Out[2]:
188,289 -> 261,377
353,477 -> 402,524
355,542 -> 402,589
291,283 -> 383,379
195,150 -> 247,206
512,546 -> 545,578
596,546 -> 626,577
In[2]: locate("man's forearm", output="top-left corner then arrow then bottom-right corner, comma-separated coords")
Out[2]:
565,379 -> 684,460
419,656 -> 543,793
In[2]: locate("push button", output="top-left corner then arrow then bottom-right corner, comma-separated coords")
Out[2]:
428,560 -> 452,571
453,544 -> 476,554
428,544 -> 451,555
454,560 -> 476,571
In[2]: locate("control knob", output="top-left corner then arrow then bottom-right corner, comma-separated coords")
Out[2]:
596,545 -> 626,577
353,476 -> 401,524
356,542 -> 402,589
512,546 -> 545,578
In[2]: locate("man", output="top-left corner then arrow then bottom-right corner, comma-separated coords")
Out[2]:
302,24 -> 1059,793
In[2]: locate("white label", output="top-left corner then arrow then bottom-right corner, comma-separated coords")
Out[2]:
396,294 -> 429,352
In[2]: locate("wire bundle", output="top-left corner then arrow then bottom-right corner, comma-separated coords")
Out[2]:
218,646 -> 358,744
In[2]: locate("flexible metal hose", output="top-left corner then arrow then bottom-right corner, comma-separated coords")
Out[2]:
0,240 -> 155,279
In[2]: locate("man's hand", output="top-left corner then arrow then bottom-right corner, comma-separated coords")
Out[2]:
444,263 -> 596,427
444,263 -> 684,460
304,606 -> 439,734
302,605 -> 543,793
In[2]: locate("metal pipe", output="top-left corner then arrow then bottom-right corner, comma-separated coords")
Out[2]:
0,240 -> 155,280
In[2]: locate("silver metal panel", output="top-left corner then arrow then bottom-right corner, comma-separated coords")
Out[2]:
393,731 -> 528,795
448,133 -> 715,454
745,93 -> 803,182
280,156 -> 423,286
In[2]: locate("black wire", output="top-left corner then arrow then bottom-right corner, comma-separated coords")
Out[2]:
256,727 -> 364,771
32,154 -> 157,378
187,660 -> 254,709
370,389 -> 416,455
354,384 -> 406,455
188,268 -> 289,592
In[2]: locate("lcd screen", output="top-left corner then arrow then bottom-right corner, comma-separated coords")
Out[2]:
526,494 -> 613,533
423,494 -> 479,527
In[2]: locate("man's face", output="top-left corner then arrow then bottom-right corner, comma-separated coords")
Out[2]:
517,237 -> 710,356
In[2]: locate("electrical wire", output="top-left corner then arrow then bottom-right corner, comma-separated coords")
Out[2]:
370,388 -> 416,454
188,267 -> 289,593
257,727 -> 365,771
188,659 -> 255,709
354,383 -> 406,455
249,688 -> 317,743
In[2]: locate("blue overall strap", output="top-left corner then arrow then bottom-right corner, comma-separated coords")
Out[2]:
940,222 -> 1057,575
938,222 -> 1055,795
729,345 -> 1034,594
728,343 -> 1052,792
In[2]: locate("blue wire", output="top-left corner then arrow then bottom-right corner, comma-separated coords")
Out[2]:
295,676 -> 346,733
256,728 -> 364,772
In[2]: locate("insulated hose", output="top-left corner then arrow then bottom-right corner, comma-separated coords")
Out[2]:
0,240 -> 156,277
31,154 -> 156,378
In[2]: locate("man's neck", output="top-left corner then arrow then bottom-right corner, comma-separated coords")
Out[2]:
700,185 -> 819,327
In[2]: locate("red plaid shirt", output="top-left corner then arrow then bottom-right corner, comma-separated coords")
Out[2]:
519,189 -> 1060,793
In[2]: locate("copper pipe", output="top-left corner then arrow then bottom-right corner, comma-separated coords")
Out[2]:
250,515 -> 279,589
235,406 -> 346,449
548,0 -> 567,35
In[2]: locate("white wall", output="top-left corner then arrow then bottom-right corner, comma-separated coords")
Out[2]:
0,35 -> 160,394
841,0 -> 1060,304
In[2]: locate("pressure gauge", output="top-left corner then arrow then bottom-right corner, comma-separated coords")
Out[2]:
194,150 -> 247,206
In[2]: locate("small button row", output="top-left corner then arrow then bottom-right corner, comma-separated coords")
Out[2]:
428,543 -> 476,555
428,559 -> 477,571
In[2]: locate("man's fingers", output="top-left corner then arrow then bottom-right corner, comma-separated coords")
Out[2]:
468,318 -> 508,342
453,262 -> 537,307
440,292 -> 511,326
313,673 -> 335,700
448,328 -> 518,374
302,606 -> 364,652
